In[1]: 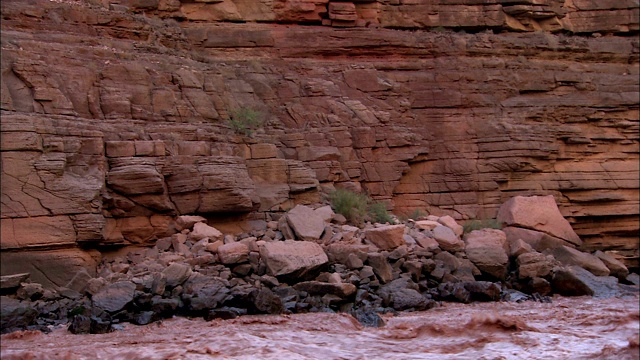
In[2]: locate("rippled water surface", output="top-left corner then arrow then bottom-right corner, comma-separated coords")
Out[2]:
2,295 -> 638,360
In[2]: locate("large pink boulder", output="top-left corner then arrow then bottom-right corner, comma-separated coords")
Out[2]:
364,225 -> 405,250
286,205 -> 326,241
463,229 -> 509,280
259,240 -> 328,278
497,195 -> 582,247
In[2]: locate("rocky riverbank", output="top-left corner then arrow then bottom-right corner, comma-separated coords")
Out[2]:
1,195 -> 638,335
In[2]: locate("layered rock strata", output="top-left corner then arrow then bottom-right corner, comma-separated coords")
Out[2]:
0,0 -> 638,281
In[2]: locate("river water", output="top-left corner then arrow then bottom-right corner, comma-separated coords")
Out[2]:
1,295 -> 638,360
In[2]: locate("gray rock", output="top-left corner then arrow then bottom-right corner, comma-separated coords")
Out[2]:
293,281 -> 357,298
92,281 -> 136,313
367,253 -> 393,284
594,251 -> 629,280
0,296 -> 38,332
391,288 -> 430,311
0,273 -> 30,290
552,266 -> 623,298
547,246 -> 610,277
162,262 -> 192,287
251,288 -> 284,314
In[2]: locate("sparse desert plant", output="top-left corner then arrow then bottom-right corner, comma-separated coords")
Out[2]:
367,201 -> 394,224
397,208 -> 427,222
228,107 -> 264,137
462,218 -> 502,234
329,188 -> 369,225
328,189 -> 395,226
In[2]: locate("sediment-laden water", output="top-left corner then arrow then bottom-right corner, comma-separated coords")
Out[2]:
1,295 -> 638,360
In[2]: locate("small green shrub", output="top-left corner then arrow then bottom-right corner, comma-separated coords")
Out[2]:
328,189 -> 394,226
228,107 -> 264,137
368,201 -> 394,224
329,188 -> 369,225
408,209 -> 426,220
463,218 -> 502,234
397,208 -> 427,222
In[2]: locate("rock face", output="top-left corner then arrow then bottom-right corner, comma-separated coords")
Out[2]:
0,0 -> 638,285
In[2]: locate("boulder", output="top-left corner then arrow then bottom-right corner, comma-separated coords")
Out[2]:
325,243 -> 369,265
217,242 -> 249,264
259,240 -> 328,278
92,281 -> 136,313
0,296 -> 38,332
0,273 -> 30,290
162,262 -> 192,287
508,238 -> 534,258
503,226 -> 572,252
367,252 -> 393,284
364,224 -> 405,250
351,308 -> 385,327
432,225 -> 465,252
551,266 -> 625,298
497,195 -> 582,247
414,220 -> 440,231
191,222 -> 223,242
437,281 -> 501,303
293,281 -> 357,298
463,229 -> 509,280
286,205 -> 326,241
438,215 -> 464,237
175,215 -> 207,231
547,246 -> 610,277
390,288 -> 431,311
516,252 -> 557,279
182,275 -> 229,311
251,288 -> 284,314
414,232 -> 440,251
594,251 -> 629,280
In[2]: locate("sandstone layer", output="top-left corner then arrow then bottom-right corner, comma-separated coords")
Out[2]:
1,0 -> 638,280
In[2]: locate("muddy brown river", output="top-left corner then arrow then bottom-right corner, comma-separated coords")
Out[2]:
1,295 -> 638,360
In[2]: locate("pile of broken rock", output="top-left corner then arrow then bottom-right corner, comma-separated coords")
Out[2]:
1,195 -> 638,334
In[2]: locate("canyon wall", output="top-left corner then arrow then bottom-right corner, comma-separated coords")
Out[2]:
1,0 -> 638,285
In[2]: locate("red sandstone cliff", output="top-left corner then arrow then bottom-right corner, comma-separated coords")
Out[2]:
1,0 -> 638,284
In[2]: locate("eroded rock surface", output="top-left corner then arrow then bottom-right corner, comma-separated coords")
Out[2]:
0,0 -> 638,285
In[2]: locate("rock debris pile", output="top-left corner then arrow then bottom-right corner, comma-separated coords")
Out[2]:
1,196 -> 638,334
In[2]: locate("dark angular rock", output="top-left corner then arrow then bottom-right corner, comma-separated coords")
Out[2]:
390,288 -> 430,311
151,297 -> 179,316
92,281 -> 136,313
68,315 -> 91,334
352,308 -> 385,328
251,288 -> 284,314
204,307 -> 246,321
367,253 -> 393,284
0,296 -> 38,332
89,315 -> 113,334
552,266 -> 625,298
293,281 -> 357,298
182,275 -> 229,312
131,311 -> 155,325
